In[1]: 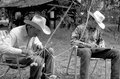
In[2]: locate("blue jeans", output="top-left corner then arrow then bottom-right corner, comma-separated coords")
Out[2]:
77,48 -> 120,79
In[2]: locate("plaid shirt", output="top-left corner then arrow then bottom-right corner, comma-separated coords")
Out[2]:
71,23 -> 103,48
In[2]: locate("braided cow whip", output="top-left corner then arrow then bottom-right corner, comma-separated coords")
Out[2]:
31,0 -> 95,78
44,2 -> 74,48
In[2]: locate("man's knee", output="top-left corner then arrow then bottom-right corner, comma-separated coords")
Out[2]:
47,47 -> 54,55
77,48 -> 91,57
34,56 -> 44,66
112,49 -> 120,57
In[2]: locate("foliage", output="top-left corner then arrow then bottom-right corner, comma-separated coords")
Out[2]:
91,0 -> 104,12
55,0 -> 120,29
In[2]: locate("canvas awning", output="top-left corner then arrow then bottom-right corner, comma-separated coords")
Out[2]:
0,0 -> 53,7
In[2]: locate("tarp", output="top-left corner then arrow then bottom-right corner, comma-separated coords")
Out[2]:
0,0 -> 53,7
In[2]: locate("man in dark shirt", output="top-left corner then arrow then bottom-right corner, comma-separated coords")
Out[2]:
71,11 -> 120,79
9,12 -> 25,29
14,12 -> 25,26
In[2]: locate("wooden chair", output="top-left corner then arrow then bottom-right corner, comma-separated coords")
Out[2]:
66,46 -> 108,79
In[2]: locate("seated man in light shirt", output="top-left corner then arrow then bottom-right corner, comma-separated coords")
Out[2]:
0,15 -> 54,79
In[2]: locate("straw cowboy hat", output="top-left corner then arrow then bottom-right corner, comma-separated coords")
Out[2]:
24,15 -> 51,35
88,11 -> 105,29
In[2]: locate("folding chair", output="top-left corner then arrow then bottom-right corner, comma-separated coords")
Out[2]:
66,46 -> 108,79
0,54 -> 27,79
0,30 -> 26,79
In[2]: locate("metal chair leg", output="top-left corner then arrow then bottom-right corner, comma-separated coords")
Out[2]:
66,46 -> 109,79
66,46 -> 78,78
74,46 -> 78,79
105,59 -> 107,79
66,47 -> 75,74
16,55 -> 23,79
90,59 -> 99,75
0,67 -> 10,78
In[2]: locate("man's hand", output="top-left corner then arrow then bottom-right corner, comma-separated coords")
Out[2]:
88,43 -> 99,48
73,40 -> 85,45
33,43 -> 43,52
36,44 -> 43,50
22,49 -> 34,56
72,40 -> 99,48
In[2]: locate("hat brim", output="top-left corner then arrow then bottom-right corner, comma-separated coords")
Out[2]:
24,20 -> 51,35
89,12 -> 105,29
97,22 -> 105,29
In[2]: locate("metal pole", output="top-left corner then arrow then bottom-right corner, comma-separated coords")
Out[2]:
74,46 -> 78,79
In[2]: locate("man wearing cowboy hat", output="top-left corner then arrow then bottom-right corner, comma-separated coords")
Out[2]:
0,15 -> 54,79
71,11 -> 120,79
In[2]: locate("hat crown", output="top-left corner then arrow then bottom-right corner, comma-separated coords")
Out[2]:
94,11 -> 105,23
24,15 -> 51,35
32,15 -> 46,28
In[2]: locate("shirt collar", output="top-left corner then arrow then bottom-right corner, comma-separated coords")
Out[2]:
22,25 -> 28,37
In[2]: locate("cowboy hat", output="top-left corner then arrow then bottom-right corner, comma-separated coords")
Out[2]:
88,11 -> 105,29
24,15 -> 51,35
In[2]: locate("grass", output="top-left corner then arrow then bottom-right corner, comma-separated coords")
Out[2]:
0,23 -> 120,79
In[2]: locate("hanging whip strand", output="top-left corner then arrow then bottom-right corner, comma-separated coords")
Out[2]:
79,0 -> 94,41
44,1 -> 74,48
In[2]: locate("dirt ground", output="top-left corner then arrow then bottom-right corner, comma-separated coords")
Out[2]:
0,23 -> 120,79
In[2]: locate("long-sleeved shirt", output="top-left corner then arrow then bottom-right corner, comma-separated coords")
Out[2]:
0,25 -> 42,59
71,23 -> 103,48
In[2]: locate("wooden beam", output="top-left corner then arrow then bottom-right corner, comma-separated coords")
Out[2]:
47,6 -> 56,13
47,4 -> 75,9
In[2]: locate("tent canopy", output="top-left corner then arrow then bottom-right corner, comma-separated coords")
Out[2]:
0,0 -> 53,7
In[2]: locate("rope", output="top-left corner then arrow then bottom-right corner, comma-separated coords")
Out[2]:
44,1 -> 74,48
29,0 -> 96,77
54,46 -> 74,58
29,46 -> 73,58
30,2 -> 74,74
78,0 -> 94,41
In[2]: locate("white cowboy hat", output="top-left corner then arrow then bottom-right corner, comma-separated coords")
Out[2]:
89,11 -> 105,29
24,15 -> 51,35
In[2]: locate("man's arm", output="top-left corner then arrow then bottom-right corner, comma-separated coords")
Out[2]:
1,30 -> 23,55
71,25 -> 82,45
96,30 -> 105,48
0,44 -> 22,55
71,25 -> 91,48
32,36 -> 43,51
71,25 -> 98,48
